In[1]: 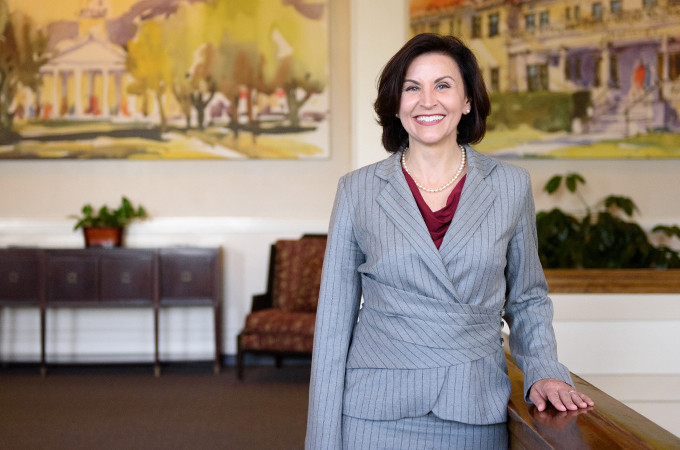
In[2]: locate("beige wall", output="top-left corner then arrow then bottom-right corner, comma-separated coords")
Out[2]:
1,0 -> 678,229
2,0 -> 678,434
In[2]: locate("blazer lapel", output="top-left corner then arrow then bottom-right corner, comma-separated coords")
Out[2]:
439,146 -> 498,267
375,153 -> 462,302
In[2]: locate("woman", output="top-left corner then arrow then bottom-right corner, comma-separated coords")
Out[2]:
306,34 -> 593,450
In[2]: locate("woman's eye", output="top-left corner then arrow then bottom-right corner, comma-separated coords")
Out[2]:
436,83 -> 450,90
405,85 -> 419,92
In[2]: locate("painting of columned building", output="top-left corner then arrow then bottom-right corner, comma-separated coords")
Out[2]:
411,0 -> 680,158
1,0 -> 330,160
39,34 -> 130,119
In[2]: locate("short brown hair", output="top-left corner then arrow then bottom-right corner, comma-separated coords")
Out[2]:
374,33 -> 491,153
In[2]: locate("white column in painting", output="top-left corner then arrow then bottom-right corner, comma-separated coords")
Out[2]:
517,52 -> 528,91
601,44 -> 610,88
23,86 -> 34,118
74,68 -> 83,117
661,35 -> 669,82
557,47 -> 567,86
103,68 -> 110,118
87,71 -> 95,115
114,72 -> 122,116
508,54 -> 518,91
52,68 -> 59,118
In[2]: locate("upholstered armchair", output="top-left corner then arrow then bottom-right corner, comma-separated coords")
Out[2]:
237,235 -> 327,379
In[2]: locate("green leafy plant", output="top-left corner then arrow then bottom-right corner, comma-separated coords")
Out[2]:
71,197 -> 148,230
536,173 -> 680,269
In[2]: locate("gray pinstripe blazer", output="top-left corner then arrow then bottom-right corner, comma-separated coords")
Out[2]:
305,146 -> 573,449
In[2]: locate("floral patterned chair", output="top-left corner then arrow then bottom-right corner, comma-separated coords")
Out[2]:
237,235 -> 327,379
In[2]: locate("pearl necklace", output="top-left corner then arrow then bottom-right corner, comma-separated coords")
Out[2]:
401,144 -> 467,193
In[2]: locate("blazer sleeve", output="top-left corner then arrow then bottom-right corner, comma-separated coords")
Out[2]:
305,177 -> 364,450
503,170 -> 573,402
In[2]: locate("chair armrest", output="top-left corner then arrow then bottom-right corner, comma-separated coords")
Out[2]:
251,293 -> 273,312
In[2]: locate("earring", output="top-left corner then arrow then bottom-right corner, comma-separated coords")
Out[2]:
395,113 -> 399,118
465,109 -> 471,114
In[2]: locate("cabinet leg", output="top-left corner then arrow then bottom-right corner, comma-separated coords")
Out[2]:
214,363 -> 221,375
154,364 -> 161,378
40,365 -> 47,377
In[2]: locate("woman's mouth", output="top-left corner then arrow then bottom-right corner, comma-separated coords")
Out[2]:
415,115 -> 444,125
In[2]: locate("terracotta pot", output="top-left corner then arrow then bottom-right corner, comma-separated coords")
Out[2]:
83,227 -> 123,248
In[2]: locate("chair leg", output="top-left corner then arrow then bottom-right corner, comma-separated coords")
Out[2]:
275,355 -> 283,368
237,334 -> 244,380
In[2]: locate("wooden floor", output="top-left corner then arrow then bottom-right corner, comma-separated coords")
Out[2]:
0,364 -> 310,450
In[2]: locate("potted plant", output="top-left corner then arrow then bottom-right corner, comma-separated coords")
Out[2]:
535,173 -> 680,293
536,173 -> 680,269
70,197 -> 148,248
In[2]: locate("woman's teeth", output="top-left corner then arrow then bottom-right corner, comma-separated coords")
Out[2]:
416,115 -> 444,123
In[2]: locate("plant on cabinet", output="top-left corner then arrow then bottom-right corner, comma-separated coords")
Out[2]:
70,197 -> 148,248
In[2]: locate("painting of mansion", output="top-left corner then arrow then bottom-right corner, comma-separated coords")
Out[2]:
2,0 -> 329,160
411,0 -> 680,158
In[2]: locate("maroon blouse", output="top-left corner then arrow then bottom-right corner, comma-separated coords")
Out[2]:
402,168 -> 466,249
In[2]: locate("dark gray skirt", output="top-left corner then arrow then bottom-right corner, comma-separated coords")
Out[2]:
342,413 -> 508,450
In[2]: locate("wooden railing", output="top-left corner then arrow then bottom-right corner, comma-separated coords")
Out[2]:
506,268 -> 680,448
543,269 -> 680,294
505,346 -> 680,449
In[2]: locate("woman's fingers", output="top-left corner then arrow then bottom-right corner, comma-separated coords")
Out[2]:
530,379 -> 595,412
529,390 -> 547,411
559,390 -> 579,410
547,390 -> 567,411
573,391 -> 595,407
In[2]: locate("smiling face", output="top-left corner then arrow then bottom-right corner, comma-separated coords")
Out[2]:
398,52 -> 470,151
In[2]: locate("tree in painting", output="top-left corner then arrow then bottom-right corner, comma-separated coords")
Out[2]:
0,1 -> 48,133
126,19 -> 171,131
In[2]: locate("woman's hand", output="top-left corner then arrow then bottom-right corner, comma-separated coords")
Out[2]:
529,379 -> 594,412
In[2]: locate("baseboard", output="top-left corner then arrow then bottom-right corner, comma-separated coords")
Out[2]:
222,353 -> 312,367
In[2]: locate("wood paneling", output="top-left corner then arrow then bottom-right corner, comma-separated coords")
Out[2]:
544,269 -> 680,294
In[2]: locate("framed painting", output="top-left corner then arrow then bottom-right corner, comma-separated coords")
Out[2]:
0,0 -> 329,159
411,0 -> 680,159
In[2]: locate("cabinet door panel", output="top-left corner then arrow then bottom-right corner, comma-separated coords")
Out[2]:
47,257 -> 97,302
0,250 -> 40,302
160,253 -> 213,300
100,256 -> 154,302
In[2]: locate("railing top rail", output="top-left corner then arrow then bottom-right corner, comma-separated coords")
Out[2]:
544,269 -> 680,294
505,341 -> 680,449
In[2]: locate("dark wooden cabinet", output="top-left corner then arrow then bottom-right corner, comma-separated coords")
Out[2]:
0,248 -> 222,376
160,249 -> 215,302
47,254 -> 99,303
100,252 -> 155,304
0,249 -> 43,305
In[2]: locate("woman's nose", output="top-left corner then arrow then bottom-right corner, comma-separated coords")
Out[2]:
420,88 -> 437,108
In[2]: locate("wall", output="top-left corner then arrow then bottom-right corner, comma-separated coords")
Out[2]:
1,0 -> 679,436
0,0 -> 351,360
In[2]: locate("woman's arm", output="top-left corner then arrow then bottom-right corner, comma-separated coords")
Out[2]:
305,177 -> 364,450
503,170 -> 581,405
